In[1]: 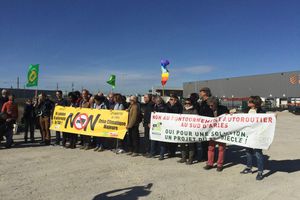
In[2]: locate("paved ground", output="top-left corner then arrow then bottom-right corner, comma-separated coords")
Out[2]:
0,111 -> 300,200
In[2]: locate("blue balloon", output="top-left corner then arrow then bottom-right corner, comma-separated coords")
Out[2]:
160,59 -> 170,67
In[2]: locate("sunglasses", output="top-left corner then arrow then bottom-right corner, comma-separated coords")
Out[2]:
185,102 -> 191,105
248,100 -> 254,103
169,98 -> 175,101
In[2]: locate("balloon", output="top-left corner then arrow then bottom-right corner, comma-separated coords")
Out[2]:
160,59 -> 170,67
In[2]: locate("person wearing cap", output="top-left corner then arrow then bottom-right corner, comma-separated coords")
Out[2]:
203,96 -> 229,172
197,87 -> 214,162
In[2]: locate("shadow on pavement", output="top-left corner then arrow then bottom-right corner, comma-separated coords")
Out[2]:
223,145 -> 300,178
92,183 -> 153,200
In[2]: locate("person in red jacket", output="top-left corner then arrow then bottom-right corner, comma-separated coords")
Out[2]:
1,94 -> 18,148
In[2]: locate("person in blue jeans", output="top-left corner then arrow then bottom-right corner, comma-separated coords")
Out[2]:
147,96 -> 169,160
240,96 -> 265,181
93,95 -> 107,152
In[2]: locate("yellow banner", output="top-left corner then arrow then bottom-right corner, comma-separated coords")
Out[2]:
50,106 -> 128,139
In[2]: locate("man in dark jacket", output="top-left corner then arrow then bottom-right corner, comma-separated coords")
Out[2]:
142,94 -> 154,156
36,93 -> 54,145
54,90 -> 69,146
167,94 -> 183,157
23,99 -> 35,143
147,96 -> 169,160
203,96 -> 229,172
197,87 -> 214,162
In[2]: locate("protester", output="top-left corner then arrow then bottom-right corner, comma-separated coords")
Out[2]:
23,99 -> 35,143
166,94 -> 183,157
93,95 -> 107,152
197,87 -> 213,162
113,93 -> 126,154
66,92 -> 78,149
55,90 -> 69,146
107,93 -> 115,109
147,96 -> 169,160
126,96 -> 141,157
0,89 -> 9,141
203,96 -> 229,171
36,93 -> 54,145
189,93 -> 200,113
1,94 -> 18,148
178,98 -> 198,165
240,96 -> 265,181
79,89 -> 91,150
142,94 -> 154,157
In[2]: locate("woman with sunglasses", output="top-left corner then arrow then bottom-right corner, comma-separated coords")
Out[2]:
240,96 -> 265,181
203,96 -> 229,171
177,98 -> 198,165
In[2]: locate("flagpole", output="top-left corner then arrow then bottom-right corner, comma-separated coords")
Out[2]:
162,85 -> 165,97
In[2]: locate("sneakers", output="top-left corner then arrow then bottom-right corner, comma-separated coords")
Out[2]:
158,156 -> 164,161
94,147 -> 99,151
256,172 -> 264,181
216,166 -> 223,172
98,146 -> 104,152
203,165 -> 213,170
240,168 -> 252,174
131,153 -> 139,157
146,154 -> 154,158
127,152 -> 133,156
116,149 -> 125,154
177,158 -> 186,163
186,159 -> 193,165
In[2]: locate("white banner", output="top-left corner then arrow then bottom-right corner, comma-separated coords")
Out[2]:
150,112 -> 276,150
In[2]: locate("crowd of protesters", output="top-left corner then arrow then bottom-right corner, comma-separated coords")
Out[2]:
0,87 -> 266,180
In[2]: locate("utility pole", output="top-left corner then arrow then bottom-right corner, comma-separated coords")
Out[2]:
17,77 -> 20,89
56,83 -> 59,91
71,82 -> 74,92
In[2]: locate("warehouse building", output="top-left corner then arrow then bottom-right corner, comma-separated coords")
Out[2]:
183,71 -> 300,110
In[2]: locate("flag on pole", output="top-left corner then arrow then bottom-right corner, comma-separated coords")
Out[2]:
26,64 -> 39,87
106,74 -> 116,89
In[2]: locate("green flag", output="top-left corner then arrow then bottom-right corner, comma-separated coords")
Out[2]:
26,64 -> 39,87
106,74 -> 116,89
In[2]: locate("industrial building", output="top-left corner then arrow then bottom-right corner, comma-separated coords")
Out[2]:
183,71 -> 300,110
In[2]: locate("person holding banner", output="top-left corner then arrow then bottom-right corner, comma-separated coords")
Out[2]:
114,94 -> 126,154
178,98 -> 198,165
240,96 -> 265,181
142,94 -> 154,157
197,87 -> 214,162
203,96 -> 229,171
66,92 -> 79,149
126,96 -> 141,157
167,94 -> 183,157
93,95 -> 107,152
148,96 -> 169,160
55,90 -> 68,146
79,89 -> 91,150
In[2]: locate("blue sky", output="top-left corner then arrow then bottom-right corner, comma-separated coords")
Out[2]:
0,0 -> 299,94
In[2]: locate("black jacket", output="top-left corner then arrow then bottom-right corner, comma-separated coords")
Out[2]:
143,101 -> 154,126
216,105 -> 229,117
168,102 -> 183,114
198,99 -> 213,117
0,96 -> 8,111
23,104 -> 35,119
36,99 -> 54,117
55,98 -> 68,106
153,103 -> 168,113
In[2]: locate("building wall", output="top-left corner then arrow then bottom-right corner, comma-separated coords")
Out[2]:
183,71 -> 300,98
